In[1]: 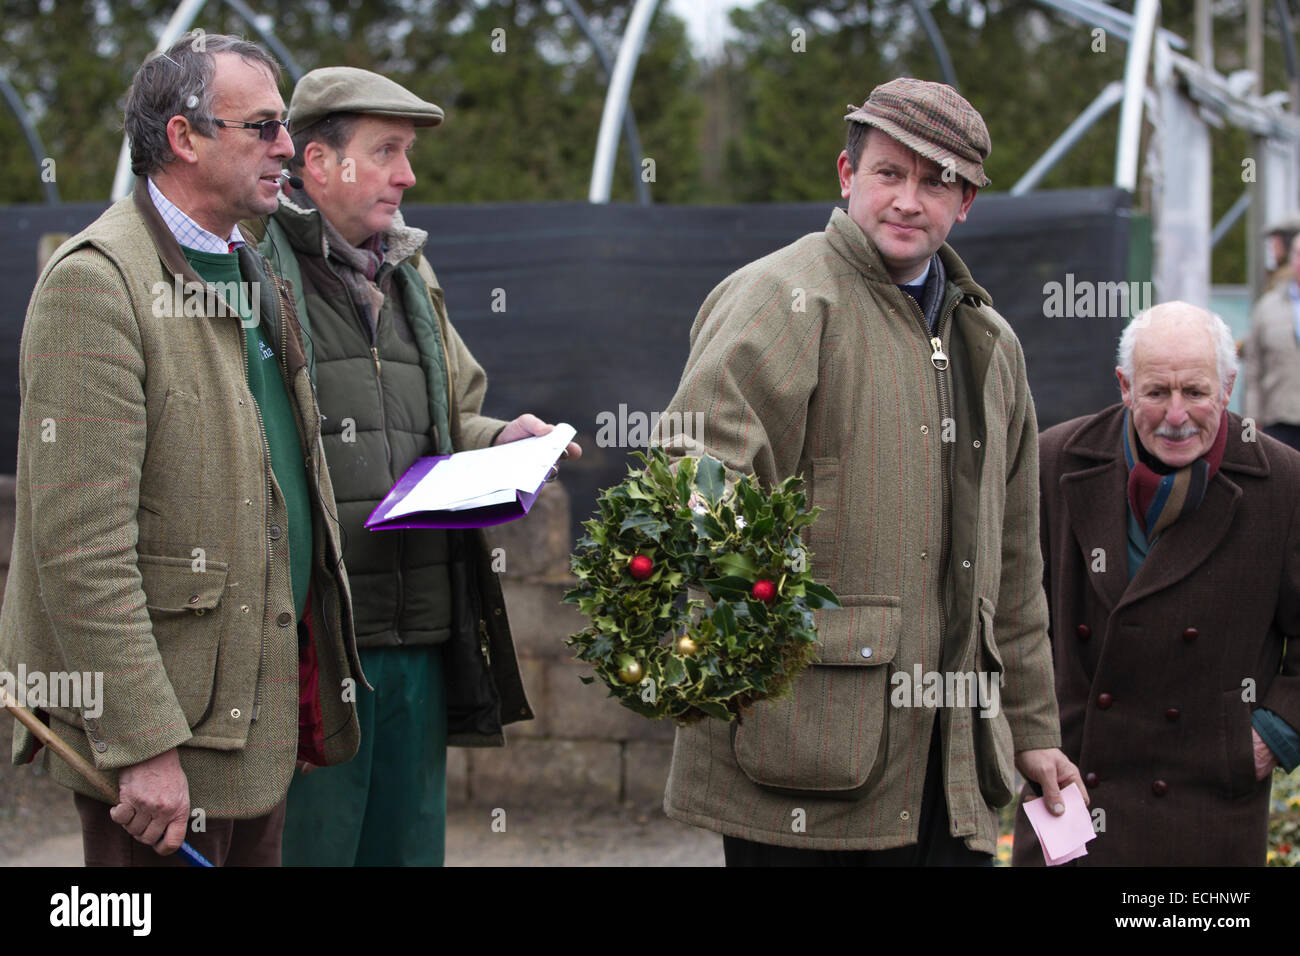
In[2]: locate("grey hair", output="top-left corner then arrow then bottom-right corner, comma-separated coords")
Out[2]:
288,113 -> 361,172
1116,302 -> 1238,398
124,31 -> 281,177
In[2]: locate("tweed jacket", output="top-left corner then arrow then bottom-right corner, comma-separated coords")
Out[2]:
1013,405 -> 1300,866
659,207 -> 1061,852
1243,282 -> 1300,428
0,179 -> 362,818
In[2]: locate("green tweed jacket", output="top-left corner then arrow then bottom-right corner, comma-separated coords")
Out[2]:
659,208 -> 1061,853
0,179 -> 362,818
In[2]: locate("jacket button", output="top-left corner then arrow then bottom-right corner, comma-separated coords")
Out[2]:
241,605 -> 250,613
188,594 -> 200,604
244,498 -> 252,506
1097,692 -> 1113,709
920,425 -> 929,435
1165,707 -> 1180,721
899,810 -> 910,821
95,742 -> 107,753
269,524 -> 282,540
860,647 -> 873,659
230,708 -> 241,719
1076,624 -> 1091,640
1182,627 -> 1198,642
1152,780 -> 1168,796
277,611 -> 293,626
962,560 -> 971,569
1084,772 -> 1099,788
973,440 -> 981,448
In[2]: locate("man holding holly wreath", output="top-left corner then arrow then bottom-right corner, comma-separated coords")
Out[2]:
655,78 -> 1084,865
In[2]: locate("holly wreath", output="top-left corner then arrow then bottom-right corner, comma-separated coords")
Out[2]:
564,448 -> 840,722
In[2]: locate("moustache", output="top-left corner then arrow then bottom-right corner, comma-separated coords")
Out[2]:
1155,423 -> 1199,441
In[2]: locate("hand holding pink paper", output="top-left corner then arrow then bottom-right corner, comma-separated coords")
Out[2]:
1021,781 -> 1096,865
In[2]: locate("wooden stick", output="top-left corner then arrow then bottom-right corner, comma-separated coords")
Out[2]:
0,685 -> 118,803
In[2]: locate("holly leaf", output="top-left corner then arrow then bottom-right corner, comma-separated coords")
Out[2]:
662,655 -> 687,687
696,455 -> 726,505
700,575 -> 753,601
802,582 -> 842,609
713,552 -> 759,579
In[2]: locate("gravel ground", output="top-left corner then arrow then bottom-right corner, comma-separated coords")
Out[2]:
0,711 -> 723,866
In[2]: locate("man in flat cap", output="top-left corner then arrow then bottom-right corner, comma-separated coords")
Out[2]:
655,77 -> 1081,865
250,66 -> 579,866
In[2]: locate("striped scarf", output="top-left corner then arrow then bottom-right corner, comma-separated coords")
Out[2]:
1122,407 -> 1228,540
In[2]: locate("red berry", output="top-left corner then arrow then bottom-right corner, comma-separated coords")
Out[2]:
751,580 -> 776,603
629,555 -> 654,580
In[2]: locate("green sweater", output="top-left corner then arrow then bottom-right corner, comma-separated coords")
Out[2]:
182,245 -> 312,621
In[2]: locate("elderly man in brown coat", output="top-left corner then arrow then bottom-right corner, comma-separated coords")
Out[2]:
1014,301 -> 1300,866
657,78 -> 1082,866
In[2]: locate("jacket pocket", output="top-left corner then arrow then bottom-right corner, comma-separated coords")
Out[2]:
1220,690 -> 1262,800
731,593 -> 901,799
973,596 -> 1016,807
138,553 -> 230,729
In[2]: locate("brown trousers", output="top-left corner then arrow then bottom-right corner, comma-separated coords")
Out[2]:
74,792 -> 287,867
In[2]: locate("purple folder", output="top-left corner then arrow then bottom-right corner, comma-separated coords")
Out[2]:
364,455 -> 545,530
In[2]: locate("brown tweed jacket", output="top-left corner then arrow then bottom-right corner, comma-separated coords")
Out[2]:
658,208 -> 1061,852
0,180 -> 362,818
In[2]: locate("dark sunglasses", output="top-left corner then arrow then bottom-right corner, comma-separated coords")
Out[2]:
211,117 -> 290,142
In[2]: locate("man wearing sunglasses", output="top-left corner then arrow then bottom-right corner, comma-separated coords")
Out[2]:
0,32 -> 363,866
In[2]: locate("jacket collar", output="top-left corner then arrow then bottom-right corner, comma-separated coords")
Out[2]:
1061,402 -> 1269,478
273,188 -> 428,267
132,176 -> 242,321
823,206 -> 994,307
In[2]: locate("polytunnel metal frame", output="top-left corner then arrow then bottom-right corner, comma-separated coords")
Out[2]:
109,0 -> 655,204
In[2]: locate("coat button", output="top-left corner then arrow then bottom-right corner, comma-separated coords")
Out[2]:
188,594 -> 200,604
230,708 -> 241,719
920,425 -> 929,435
973,440 -> 981,448
277,611 -> 293,626
1152,780 -> 1168,796
962,560 -> 971,569
1097,692 -> 1113,709
1076,624 -> 1091,640
899,810 -> 910,821
95,742 -> 107,753
1182,627 -> 1198,642
269,524 -> 282,540
860,647 -> 873,659
1165,707 -> 1180,721
1084,772 -> 1099,788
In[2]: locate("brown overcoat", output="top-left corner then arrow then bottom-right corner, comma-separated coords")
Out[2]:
1013,404 -> 1300,866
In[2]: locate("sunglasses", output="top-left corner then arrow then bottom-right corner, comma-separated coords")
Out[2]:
212,117 -> 290,142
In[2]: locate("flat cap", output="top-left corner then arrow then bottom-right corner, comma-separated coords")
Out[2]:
1264,218 -> 1300,237
289,66 -> 443,131
846,77 -> 991,188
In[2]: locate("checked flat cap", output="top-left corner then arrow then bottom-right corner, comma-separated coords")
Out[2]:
846,77 -> 991,188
